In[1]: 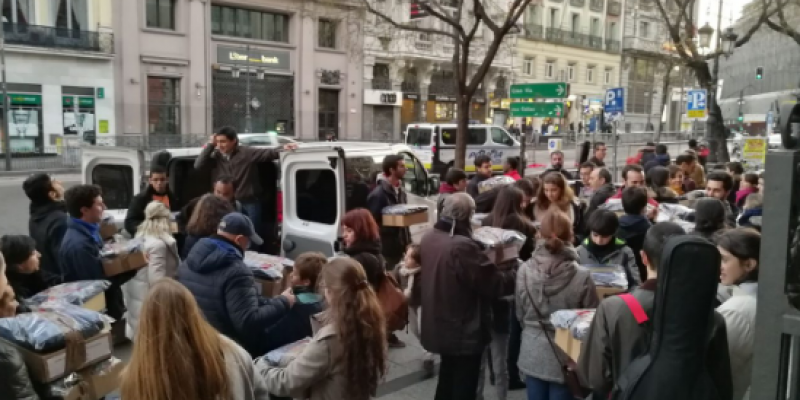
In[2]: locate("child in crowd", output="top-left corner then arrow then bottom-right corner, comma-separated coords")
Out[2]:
735,173 -> 759,209
395,244 -> 435,375
577,209 -> 641,290
668,165 -> 685,196
262,252 -> 327,354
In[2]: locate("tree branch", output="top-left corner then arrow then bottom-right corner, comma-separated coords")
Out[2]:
360,0 -> 455,38
473,0 -> 500,33
418,1 -> 467,38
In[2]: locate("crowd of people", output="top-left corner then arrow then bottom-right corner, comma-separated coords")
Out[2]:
0,129 -> 763,400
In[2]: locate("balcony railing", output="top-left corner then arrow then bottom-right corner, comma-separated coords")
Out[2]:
606,39 -> 621,53
524,24 -> 544,39
3,23 -> 113,53
590,0 -> 605,12
622,37 -> 669,55
372,77 -> 392,90
608,1 -> 622,16
570,0 -> 586,6
540,28 -> 605,52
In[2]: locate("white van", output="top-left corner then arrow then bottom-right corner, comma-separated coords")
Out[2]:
403,123 -> 520,175
82,142 -> 440,259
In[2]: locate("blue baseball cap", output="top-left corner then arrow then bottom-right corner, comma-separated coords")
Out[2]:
218,212 -> 263,246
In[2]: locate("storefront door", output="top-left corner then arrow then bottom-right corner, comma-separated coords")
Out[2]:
318,89 -> 339,140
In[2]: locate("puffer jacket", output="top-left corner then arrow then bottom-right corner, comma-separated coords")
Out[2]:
342,240 -> 385,291
123,236 -> 180,340
177,235 -> 290,357
0,339 -> 39,400
576,238 -> 641,289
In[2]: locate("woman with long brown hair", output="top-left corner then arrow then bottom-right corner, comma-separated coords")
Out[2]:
341,208 -> 384,291
533,172 -> 584,237
120,279 -> 269,400
259,257 -> 388,400
182,194 -> 235,258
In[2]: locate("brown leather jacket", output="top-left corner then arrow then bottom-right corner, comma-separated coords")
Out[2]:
195,144 -> 280,202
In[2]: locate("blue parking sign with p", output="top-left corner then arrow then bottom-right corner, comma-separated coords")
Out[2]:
604,87 -> 624,121
687,89 -> 707,118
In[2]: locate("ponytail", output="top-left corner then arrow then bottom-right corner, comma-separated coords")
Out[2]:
539,210 -> 573,254
544,237 -> 565,254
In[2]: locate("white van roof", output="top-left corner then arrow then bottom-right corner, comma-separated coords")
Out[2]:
158,141 -> 416,163
405,123 -> 497,128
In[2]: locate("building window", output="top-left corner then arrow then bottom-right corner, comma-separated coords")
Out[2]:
587,66 -> 595,84
147,77 -> 180,135
591,18 -> 600,36
627,58 -> 657,113
605,68 -> 613,85
639,21 -> 650,38
318,19 -> 337,49
3,0 -> 34,25
567,63 -> 576,81
571,13 -> 579,33
211,5 -> 289,43
545,61 -> 555,79
523,57 -> 535,76
146,0 -> 175,30
525,5 -> 539,25
549,8 -> 558,28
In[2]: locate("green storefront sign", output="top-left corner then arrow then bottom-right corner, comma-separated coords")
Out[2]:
510,83 -> 569,99
510,102 -> 564,118
9,94 -> 42,106
63,96 -> 95,108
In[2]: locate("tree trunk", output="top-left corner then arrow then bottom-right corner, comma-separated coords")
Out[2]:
655,67 -> 672,144
454,93 -> 470,170
690,62 -> 730,164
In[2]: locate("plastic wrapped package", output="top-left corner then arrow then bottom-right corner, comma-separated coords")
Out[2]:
27,281 -> 110,308
472,213 -> 489,227
0,304 -> 107,352
569,310 -> 596,341
657,203 -> 695,223
601,198 -> 656,215
381,204 -> 428,215
43,372 -> 82,398
100,238 -> 144,258
244,252 -> 293,280
580,264 -> 628,289
477,176 -> 515,194
263,338 -> 311,366
473,227 -> 526,248
550,309 -> 595,330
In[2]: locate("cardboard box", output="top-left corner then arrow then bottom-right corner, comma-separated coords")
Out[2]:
9,331 -> 113,383
255,266 -> 292,298
383,211 -> 428,227
596,286 -> 626,299
484,243 -> 520,264
555,328 -> 583,361
79,359 -> 125,399
81,292 -> 106,312
99,223 -> 117,241
102,251 -> 147,277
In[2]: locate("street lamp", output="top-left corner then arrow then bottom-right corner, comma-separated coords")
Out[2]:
722,27 -> 738,57
698,23 -> 714,49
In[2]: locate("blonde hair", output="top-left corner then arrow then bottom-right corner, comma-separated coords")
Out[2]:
135,201 -> 173,241
120,279 -> 232,400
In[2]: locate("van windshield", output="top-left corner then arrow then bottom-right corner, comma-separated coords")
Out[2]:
406,128 -> 432,146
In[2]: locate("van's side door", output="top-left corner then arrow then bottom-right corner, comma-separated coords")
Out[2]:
82,146 -> 143,226
399,151 -> 437,242
281,148 -> 346,259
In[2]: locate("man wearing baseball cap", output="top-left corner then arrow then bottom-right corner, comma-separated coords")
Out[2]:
178,212 -> 295,356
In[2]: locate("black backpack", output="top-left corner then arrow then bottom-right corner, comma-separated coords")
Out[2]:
611,235 -> 733,400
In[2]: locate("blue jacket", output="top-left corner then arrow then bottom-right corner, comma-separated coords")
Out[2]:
262,293 -> 325,354
177,236 -> 290,356
59,218 -> 105,282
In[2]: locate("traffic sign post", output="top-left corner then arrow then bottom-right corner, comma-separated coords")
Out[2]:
687,89 -> 707,119
510,83 -> 569,99
510,102 -> 564,118
603,88 -> 625,180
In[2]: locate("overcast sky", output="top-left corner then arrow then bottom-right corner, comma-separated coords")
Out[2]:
696,0 -> 751,31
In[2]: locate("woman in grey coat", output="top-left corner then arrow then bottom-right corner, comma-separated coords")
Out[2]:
516,210 -> 599,400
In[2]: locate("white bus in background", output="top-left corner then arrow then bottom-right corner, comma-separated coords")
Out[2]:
404,123 -> 520,175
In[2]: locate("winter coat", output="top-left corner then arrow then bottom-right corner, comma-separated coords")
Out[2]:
262,293 -> 325,354
342,240 -> 385,291
717,282 -> 758,400
587,183 -> 616,218
617,214 -> 653,281
123,236 -> 180,340
182,234 -> 206,259
737,208 -> 763,229
437,183 -> 460,215
689,164 -> 707,188
124,186 -> 177,236
505,170 -> 522,181
59,218 -> 105,282
257,315 -> 348,400
0,339 -> 39,400
222,336 -> 272,400
177,236 -> 290,357
643,154 -> 671,173
195,144 -> 281,202
735,187 -> 757,209
6,267 -> 47,311
467,173 -> 491,199
28,201 -> 68,285
515,243 -> 599,383
576,238 -> 642,289
419,219 -> 516,356
366,177 -> 411,263
588,156 -> 606,168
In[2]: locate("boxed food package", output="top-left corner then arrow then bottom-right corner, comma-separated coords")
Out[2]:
255,278 -> 284,298
555,328 -> 582,361
245,252 -> 294,298
101,240 -> 147,277
551,309 -> 596,361
473,227 -> 526,264
7,331 -> 112,383
382,205 -> 429,227
45,357 -> 124,400
28,281 -> 110,312
596,286 -> 626,299
478,176 -> 515,194
264,338 -> 311,366
580,264 -> 628,292
99,223 -> 117,241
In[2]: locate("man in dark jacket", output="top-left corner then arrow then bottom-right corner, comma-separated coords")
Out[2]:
59,185 -> 134,320
195,126 -> 296,241
467,155 -> 493,198
367,155 -> 411,268
616,187 -> 653,281
23,173 -> 67,286
586,167 -> 615,217
420,193 -> 516,400
177,212 -> 295,357
543,150 -> 574,180
124,166 -> 176,236
643,144 -> 671,173
588,142 -> 607,167
437,167 -> 467,215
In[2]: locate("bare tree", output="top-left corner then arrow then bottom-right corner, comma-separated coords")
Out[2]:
654,58 -> 676,144
652,0 -> 783,162
763,0 -> 800,44
360,0 -> 533,169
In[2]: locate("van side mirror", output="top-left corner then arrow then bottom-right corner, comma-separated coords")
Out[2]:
428,175 -> 441,196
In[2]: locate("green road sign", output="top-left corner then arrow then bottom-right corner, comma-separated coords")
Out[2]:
510,102 -> 564,117
510,82 -> 568,99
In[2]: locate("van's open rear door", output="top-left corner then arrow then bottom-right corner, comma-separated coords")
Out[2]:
82,146 -> 144,226
281,147 -> 345,259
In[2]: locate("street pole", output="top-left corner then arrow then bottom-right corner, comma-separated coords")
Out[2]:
612,120 -> 619,182
738,89 -> 744,131
678,71 -> 685,134
0,25 -> 11,171
244,44 -> 252,133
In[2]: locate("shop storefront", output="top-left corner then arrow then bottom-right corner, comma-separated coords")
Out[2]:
364,90 -> 402,140
401,93 -> 420,128
489,97 -> 511,126
0,93 -> 44,153
427,94 -> 457,123
213,45 -> 294,135
470,96 -> 487,122
62,95 -> 96,143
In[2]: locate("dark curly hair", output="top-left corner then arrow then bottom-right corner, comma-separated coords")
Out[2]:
185,194 -> 235,237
